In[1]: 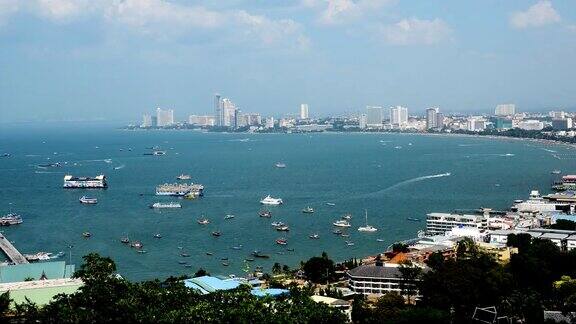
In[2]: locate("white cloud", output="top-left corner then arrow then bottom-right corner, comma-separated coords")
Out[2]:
305,0 -> 393,25
510,1 -> 561,29
380,17 -> 452,46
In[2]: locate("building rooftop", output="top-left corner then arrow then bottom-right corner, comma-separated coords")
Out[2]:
347,264 -> 403,279
0,278 -> 82,307
539,233 -> 570,240
183,276 -> 288,297
0,261 -> 75,283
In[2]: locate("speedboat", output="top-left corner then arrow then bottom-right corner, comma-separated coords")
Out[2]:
211,231 -> 221,237
309,233 -> 319,239
341,214 -> 352,220
79,196 -> 98,204
131,241 -> 143,249
271,221 -> 285,227
120,237 -> 130,244
276,225 -> 290,231
82,232 -> 91,238
197,218 -> 210,225
302,207 -> 314,214
345,241 -> 355,246
333,220 -> 351,227
551,170 -> 562,174
177,174 -> 192,180
276,238 -> 287,245
358,210 -> 378,232
260,195 -> 283,205
224,214 -> 235,220
275,162 -> 286,168
259,210 -> 272,218
153,233 -> 162,239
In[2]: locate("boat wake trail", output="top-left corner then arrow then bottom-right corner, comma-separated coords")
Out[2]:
359,173 -> 452,198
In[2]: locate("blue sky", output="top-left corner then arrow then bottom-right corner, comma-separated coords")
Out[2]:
0,0 -> 575,122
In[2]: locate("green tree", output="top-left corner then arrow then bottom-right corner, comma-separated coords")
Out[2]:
272,262 -> 282,275
302,252 -> 336,284
193,268 -> 209,277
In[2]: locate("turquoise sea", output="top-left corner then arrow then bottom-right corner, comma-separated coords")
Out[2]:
0,123 -> 573,280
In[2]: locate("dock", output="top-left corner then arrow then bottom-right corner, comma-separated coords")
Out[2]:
0,233 -> 29,264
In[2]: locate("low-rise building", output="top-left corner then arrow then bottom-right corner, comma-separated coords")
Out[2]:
347,260 -> 426,297
426,212 -> 488,236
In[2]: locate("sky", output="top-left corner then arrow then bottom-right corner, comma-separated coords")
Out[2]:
0,0 -> 575,122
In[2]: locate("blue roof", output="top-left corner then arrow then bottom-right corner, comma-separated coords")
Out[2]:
251,288 -> 289,297
183,276 -> 288,297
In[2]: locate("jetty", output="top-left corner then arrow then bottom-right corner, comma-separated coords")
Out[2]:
0,233 -> 29,264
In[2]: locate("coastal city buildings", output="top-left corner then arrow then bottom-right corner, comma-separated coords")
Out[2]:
300,104 -> 309,120
359,114 -> 367,129
156,108 -> 174,127
517,119 -> 544,131
495,104 -> 516,116
390,106 -> 408,128
188,115 -> 216,126
366,106 -> 384,128
142,113 -> 152,127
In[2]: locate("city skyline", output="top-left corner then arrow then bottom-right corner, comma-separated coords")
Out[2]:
1,1 -> 576,122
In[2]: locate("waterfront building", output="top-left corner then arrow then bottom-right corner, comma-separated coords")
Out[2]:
265,117 -> 275,129
347,258 -> 424,297
390,106 -> 408,127
359,114 -> 367,129
550,111 -> 565,119
366,106 -> 384,127
221,98 -> 237,127
552,118 -> 572,130
141,114 -> 152,127
495,104 -> 516,116
156,108 -> 174,127
490,117 -> 513,130
466,117 -> 487,132
151,116 -> 158,127
436,112 -> 445,129
426,212 -> 488,236
300,104 -> 309,120
426,108 -> 439,129
214,94 -> 223,126
188,115 -> 216,126
517,120 -> 544,131
245,113 -> 262,126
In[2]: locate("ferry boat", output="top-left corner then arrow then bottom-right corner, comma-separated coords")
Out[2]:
275,162 -> 286,168
259,210 -> 272,218
79,196 -> 98,204
302,207 -> 314,214
276,238 -> 287,245
358,210 -> 378,232
63,175 -> 107,189
156,183 -> 204,197
197,218 -> 210,225
309,233 -> 319,239
150,202 -> 181,209
260,195 -> 283,205
0,214 -> 23,226
333,220 -> 351,227
177,174 -> 192,180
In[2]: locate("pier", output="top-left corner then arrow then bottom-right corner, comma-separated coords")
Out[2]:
0,233 -> 29,264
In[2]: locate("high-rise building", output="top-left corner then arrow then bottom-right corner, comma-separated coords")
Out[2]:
495,104 -> 516,116
221,98 -> 237,127
517,120 -> 544,131
359,114 -> 367,129
189,115 -> 216,126
151,116 -> 158,127
426,108 -> 439,129
390,106 -> 408,127
436,112 -> 445,129
467,117 -> 486,132
552,118 -> 572,130
214,94 -> 223,126
156,108 -> 174,127
245,113 -> 262,126
142,114 -> 152,127
265,117 -> 275,129
550,111 -> 565,119
366,106 -> 384,127
300,104 -> 309,120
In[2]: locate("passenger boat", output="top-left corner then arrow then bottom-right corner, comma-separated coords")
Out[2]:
224,214 -> 235,219
260,195 -> 283,205
150,202 -> 181,209
0,214 -> 23,226
333,220 -> 351,227
276,238 -> 288,245
177,174 -> 192,180
197,218 -> 210,225
79,196 -> 98,204
211,231 -> 221,237
276,225 -> 290,231
358,210 -> 378,232
82,232 -> 91,238
309,233 -> 320,239
302,207 -> 314,214
259,210 -> 272,218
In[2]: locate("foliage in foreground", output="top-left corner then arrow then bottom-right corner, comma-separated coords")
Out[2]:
1,253 -> 347,324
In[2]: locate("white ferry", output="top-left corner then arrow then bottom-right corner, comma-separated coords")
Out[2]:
156,183 -> 204,197
150,202 -> 182,209
63,175 -> 107,189
260,195 -> 283,205
79,196 -> 98,204
0,214 -> 23,226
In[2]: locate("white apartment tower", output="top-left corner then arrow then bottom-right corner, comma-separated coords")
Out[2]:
156,108 -> 174,127
495,104 -> 516,116
366,106 -> 384,127
390,106 -> 408,127
300,104 -> 309,120
426,107 -> 439,129
142,114 -> 152,127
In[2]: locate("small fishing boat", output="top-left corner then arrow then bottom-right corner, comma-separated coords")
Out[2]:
224,214 -> 235,220
180,252 -> 191,257
131,241 -> 143,249
206,252 -> 213,256
302,207 -> 314,214
275,162 -> 286,168
341,214 -> 352,220
259,210 -> 272,218
153,233 -> 162,239
252,251 -> 270,258
120,237 -> 129,244
79,196 -> 98,204
406,217 -> 421,222
276,225 -> 290,232
211,231 -> 221,237
345,241 -> 355,246
82,232 -> 91,238
309,233 -> 320,239
276,238 -> 288,245
177,174 -> 192,180
197,218 -> 210,225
